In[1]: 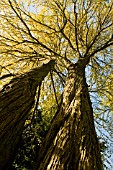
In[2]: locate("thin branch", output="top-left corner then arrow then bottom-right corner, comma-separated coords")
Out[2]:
8,0 -> 62,57
84,23 -> 113,58
50,70 -> 59,107
89,37 -> 113,58
60,29 -> 77,51
0,73 -> 15,80
73,1 -> 82,57
53,68 -> 65,87
20,8 -> 57,32
31,82 -> 42,125
8,0 -> 34,39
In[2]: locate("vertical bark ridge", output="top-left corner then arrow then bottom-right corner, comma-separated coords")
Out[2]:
35,59 -> 103,170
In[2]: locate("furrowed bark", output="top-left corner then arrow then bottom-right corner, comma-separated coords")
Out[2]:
35,58 -> 103,170
0,60 -> 55,170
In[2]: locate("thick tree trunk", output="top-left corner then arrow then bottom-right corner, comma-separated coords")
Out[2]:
35,58 -> 103,170
0,60 -> 55,170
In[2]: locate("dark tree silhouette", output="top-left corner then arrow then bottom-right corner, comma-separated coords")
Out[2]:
0,60 -> 55,170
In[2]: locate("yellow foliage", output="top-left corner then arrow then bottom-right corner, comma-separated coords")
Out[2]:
0,0 -> 113,88
104,73 -> 113,112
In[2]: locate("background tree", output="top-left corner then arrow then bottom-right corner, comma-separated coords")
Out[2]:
0,0 -> 113,169
0,60 -> 55,170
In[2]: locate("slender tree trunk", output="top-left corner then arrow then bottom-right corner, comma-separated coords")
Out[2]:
35,58 -> 103,170
0,60 -> 55,170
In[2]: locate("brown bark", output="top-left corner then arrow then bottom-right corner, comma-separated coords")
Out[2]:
35,58 -> 103,170
0,60 -> 55,170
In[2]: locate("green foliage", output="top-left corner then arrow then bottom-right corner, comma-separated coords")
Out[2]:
12,109 -> 50,170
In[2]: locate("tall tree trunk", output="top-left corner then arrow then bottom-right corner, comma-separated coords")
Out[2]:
35,58 -> 103,170
0,60 -> 55,170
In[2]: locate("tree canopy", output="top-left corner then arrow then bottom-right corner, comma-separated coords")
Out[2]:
0,0 -> 113,169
